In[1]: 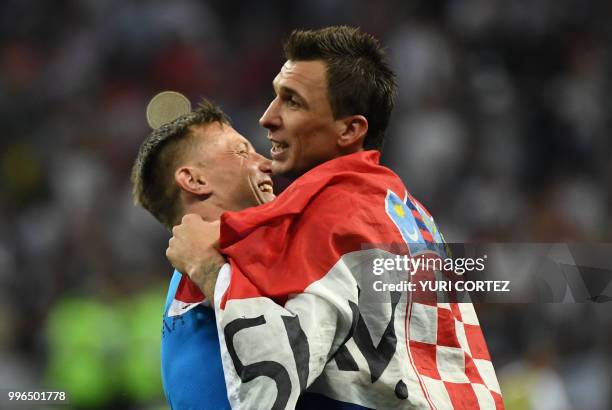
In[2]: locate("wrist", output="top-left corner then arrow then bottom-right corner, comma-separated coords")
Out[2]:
188,254 -> 224,301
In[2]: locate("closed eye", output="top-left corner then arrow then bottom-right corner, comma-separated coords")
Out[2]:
232,142 -> 249,157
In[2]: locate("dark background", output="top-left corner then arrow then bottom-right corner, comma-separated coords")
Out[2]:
0,1 -> 610,408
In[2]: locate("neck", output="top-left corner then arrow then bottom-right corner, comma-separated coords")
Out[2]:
339,144 -> 364,156
181,200 -> 224,223
285,147 -> 366,181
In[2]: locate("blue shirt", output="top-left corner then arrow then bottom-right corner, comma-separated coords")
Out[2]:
161,270 -> 230,409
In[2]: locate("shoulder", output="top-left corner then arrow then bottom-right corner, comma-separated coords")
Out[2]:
302,164 -> 405,214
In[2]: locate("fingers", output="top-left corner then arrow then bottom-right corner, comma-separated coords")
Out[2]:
167,235 -> 175,250
166,236 -> 176,263
182,213 -> 201,224
166,215 -> 221,271
172,216 -> 220,238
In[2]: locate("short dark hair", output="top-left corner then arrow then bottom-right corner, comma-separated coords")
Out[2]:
284,26 -> 396,151
131,99 -> 230,230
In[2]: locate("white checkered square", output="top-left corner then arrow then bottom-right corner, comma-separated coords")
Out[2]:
458,303 -> 480,325
472,383 -> 496,409
474,359 -> 501,393
436,346 -> 469,383
409,302 -> 438,344
455,318 -> 471,356
438,302 -> 451,311
422,376 -> 453,410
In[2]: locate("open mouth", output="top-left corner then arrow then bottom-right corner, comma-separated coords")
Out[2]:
270,140 -> 289,157
257,180 -> 274,194
248,175 -> 275,205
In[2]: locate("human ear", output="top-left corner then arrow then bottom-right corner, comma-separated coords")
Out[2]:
175,166 -> 212,196
337,115 -> 368,149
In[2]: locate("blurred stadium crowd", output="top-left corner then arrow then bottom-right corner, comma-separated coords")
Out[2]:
0,1 -> 610,409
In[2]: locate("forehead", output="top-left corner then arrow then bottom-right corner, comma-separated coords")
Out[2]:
189,123 -> 249,155
274,60 -> 328,94
192,122 -> 246,144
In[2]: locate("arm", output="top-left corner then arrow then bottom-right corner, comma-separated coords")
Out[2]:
166,214 -> 225,303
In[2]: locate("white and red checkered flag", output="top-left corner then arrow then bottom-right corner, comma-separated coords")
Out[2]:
213,151 -> 503,409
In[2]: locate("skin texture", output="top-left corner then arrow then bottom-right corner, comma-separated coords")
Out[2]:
177,123 -> 275,214
260,60 -> 348,178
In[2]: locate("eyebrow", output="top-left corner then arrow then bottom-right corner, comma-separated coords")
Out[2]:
272,80 -> 308,108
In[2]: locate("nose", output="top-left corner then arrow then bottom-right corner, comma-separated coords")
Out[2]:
259,98 -> 281,131
251,150 -> 272,174
256,154 -> 272,174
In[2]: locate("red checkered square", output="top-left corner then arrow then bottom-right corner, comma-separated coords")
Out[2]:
464,353 -> 485,385
437,307 -> 461,348
465,323 -> 491,361
445,382 -> 479,409
409,340 -> 440,379
450,302 -> 463,321
492,391 -> 504,409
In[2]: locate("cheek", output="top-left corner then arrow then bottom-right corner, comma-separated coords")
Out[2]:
285,116 -> 330,167
224,160 -> 249,190
299,129 -> 332,159
232,168 -> 254,203
239,161 -> 252,183
289,138 -> 302,160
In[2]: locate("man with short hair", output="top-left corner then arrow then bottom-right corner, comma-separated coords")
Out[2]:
131,99 -> 274,409
168,26 -> 503,409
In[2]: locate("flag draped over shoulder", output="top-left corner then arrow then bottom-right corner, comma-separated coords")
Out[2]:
218,151 -> 407,307
213,151 -> 503,410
